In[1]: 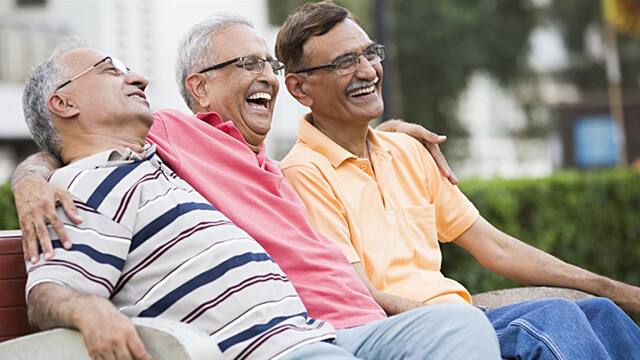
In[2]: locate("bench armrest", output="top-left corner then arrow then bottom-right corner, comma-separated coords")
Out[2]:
472,286 -> 593,309
0,317 -> 221,360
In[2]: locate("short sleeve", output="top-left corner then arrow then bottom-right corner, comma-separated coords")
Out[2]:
26,205 -> 132,299
415,142 -> 479,242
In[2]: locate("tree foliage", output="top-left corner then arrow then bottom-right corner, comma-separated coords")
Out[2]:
268,0 -> 537,156
546,0 -> 640,92
391,0 -> 536,138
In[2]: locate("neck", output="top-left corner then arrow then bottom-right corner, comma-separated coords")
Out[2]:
247,142 -> 261,154
309,113 -> 370,158
60,133 -> 147,164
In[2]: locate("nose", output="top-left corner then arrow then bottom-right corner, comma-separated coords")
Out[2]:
355,54 -> 378,80
256,63 -> 279,89
125,70 -> 149,91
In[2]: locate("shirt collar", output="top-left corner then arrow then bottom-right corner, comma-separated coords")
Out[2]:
196,111 -> 267,159
67,144 -> 156,169
297,113 -> 390,168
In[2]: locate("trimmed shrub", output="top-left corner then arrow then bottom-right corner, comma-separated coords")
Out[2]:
0,182 -> 18,230
443,169 -> 640,300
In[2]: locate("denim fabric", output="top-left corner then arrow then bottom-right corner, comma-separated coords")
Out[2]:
485,297 -> 640,360
283,303 -> 501,359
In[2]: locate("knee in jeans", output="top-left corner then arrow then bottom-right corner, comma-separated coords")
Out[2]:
538,298 -> 587,319
578,297 -> 621,316
579,297 -> 615,309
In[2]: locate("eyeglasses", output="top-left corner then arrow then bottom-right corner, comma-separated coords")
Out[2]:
295,44 -> 385,76
55,56 -> 130,92
198,56 -> 285,76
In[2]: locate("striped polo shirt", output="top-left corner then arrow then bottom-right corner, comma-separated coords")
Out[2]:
26,145 -> 335,360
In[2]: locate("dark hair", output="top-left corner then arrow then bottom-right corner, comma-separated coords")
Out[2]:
275,1 -> 356,73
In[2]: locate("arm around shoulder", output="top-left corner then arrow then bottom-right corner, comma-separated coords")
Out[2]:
11,152 -> 81,263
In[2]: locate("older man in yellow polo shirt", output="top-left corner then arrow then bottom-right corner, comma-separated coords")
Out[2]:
276,1 -> 640,359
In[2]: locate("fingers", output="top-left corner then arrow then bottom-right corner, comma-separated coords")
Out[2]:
20,222 -> 39,263
375,119 -> 403,132
112,344 -> 133,360
87,338 -> 134,360
48,213 -> 70,250
15,178 -> 77,262
34,216 -> 54,260
416,128 -> 446,144
427,143 -> 459,186
128,334 -> 152,360
58,192 -> 82,225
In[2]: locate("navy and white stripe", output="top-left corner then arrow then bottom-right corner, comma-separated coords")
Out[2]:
26,146 -> 335,359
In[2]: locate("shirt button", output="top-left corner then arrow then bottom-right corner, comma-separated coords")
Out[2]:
360,164 -> 367,170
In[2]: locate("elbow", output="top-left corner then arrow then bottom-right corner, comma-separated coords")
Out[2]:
476,238 -> 512,273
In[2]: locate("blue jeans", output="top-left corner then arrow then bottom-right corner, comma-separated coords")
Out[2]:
281,303 -> 501,359
485,297 -> 640,359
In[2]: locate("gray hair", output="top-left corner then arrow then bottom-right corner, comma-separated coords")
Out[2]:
22,36 -> 89,159
175,13 -> 253,112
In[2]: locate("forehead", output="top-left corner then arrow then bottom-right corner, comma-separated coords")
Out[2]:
56,48 -> 107,72
209,24 -> 269,60
303,19 -> 372,61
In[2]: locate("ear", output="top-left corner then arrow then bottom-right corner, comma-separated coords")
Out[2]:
48,93 -> 79,119
186,73 -> 210,110
285,73 -> 313,108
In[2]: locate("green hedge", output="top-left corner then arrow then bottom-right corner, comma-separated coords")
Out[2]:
0,182 -> 18,230
443,169 -> 640,301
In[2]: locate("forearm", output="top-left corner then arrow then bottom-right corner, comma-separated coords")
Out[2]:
371,289 -> 424,316
11,152 -> 60,188
27,282 -> 111,331
28,282 -> 152,359
351,261 -> 423,315
481,234 -> 607,291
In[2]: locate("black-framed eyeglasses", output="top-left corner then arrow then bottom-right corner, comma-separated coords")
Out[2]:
198,56 -> 285,76
55,56 -> 130,92
295,44 -> 385,76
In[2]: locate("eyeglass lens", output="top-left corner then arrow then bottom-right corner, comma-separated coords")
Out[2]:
238,57 -> 284,75
335,45 -> 385,75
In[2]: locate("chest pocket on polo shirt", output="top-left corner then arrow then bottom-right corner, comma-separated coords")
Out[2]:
401,204 -> 441,269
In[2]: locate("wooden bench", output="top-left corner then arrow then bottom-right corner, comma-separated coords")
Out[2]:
0,230 -> 32,343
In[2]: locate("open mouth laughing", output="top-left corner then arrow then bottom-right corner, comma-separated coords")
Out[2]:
347,77 -> 379,98
246,91 -> 272,111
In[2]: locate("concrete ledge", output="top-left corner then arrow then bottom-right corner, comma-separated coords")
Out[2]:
0,317 -> 222,360
473,286 -> 594,309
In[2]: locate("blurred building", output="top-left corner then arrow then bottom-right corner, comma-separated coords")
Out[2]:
0,0 -> 628,184
0,0 -> 306,183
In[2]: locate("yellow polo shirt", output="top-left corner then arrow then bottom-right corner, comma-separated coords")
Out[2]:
281,115 -> 479,305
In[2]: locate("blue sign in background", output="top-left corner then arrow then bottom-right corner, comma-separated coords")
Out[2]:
574,115 -> 620,168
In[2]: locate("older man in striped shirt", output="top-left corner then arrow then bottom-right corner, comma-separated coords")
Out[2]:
21,42 -> 336,360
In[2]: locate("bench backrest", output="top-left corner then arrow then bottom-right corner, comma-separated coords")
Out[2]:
0,230 -> 35,342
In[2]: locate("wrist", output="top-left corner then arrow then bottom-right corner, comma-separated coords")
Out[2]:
70,295 -> 97,330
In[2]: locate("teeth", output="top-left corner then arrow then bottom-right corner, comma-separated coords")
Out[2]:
349,85 -> 375,97
247,92 -> 272,101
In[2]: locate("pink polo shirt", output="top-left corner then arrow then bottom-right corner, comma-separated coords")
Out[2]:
147,109 -> 386,329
